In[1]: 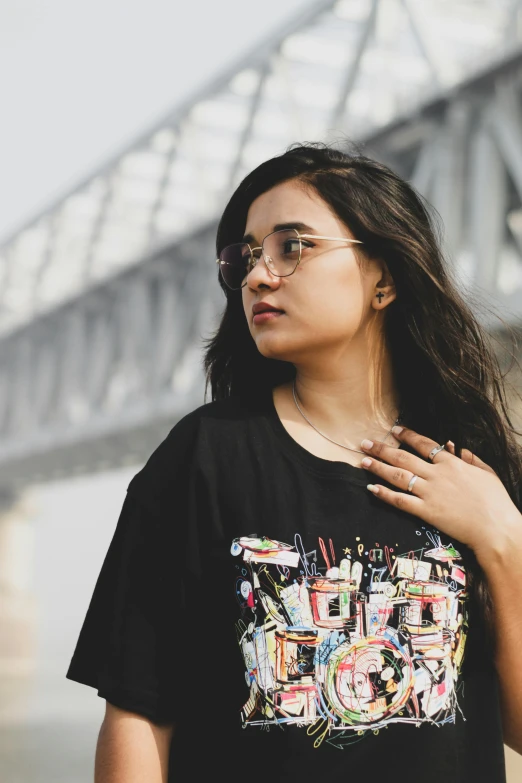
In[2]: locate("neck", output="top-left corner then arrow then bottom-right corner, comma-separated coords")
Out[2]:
290,342 -> 401,448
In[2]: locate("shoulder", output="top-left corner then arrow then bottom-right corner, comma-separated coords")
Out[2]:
163,395 -> 259,444
126,395 -> 261,502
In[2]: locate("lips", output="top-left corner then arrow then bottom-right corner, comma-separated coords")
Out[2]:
252,308 -> 284,324
252,304 -> 284,315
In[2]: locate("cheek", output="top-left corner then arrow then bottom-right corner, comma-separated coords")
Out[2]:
293,271 -> 365,330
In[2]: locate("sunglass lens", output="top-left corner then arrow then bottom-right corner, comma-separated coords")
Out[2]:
219,243 -> 250,289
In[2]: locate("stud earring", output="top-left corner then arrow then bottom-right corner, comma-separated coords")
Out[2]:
376,292 -> 385,303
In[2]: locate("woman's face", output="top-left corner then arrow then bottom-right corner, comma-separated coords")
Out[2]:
241,178 -> 393,366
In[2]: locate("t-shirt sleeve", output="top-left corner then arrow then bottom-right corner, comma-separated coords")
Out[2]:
65,409 -> 202,725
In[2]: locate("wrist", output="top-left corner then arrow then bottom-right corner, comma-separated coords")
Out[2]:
473,508 -> 522,573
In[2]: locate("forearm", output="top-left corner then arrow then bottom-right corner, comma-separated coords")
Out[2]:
94,704 -> 174,783
478,513 -> 522,755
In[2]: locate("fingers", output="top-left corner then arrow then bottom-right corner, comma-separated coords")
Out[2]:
446,441 -> 496,474
446,441 -> 473,464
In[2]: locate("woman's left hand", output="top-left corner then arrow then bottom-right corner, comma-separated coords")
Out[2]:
360,426 -> 521,563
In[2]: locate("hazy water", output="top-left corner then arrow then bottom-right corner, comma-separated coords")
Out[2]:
0,466 -> 136,783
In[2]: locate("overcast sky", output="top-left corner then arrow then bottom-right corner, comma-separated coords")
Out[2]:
0,0 -> 309,242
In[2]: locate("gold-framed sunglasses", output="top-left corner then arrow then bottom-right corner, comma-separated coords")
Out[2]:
215,227 -> 363,291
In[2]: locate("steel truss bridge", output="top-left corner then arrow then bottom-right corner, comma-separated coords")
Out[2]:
2,0 -> 522,491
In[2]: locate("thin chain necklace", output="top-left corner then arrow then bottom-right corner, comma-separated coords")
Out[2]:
292,377 -> 402,456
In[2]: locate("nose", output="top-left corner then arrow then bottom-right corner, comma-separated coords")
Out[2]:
246,253 -> 280,290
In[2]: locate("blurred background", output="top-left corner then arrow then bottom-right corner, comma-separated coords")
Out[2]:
1,0 -> 522,780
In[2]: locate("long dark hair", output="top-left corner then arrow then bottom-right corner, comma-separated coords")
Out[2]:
202,140 -> 522,656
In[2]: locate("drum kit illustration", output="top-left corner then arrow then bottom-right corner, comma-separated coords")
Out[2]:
232,532 -> 469,736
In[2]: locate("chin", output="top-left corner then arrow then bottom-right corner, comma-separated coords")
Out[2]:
252,333 -> 284,357
254,336 -> 304,363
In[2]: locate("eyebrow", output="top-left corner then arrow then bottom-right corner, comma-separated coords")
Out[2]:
242,221 -> 316,244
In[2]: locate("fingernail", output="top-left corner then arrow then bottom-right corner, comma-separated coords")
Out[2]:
367,484 -> 379,493
361,457 -> 372,467
361,439 -> 373,449
391,425 -> 403,435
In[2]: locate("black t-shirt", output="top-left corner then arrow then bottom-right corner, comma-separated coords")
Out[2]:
66,387 -> 507,782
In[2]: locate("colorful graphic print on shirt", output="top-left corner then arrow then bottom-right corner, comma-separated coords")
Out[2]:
231,527 -> 469,749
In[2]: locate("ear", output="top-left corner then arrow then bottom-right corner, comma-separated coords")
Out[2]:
372,259 -> 396,310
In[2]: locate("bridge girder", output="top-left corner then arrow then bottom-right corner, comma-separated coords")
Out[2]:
1,0 -> 522,487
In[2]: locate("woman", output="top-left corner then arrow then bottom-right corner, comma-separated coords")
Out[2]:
67,142 -> 522,782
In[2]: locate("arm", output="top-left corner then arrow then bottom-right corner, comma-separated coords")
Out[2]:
94,702 -> 175,783
480,510 -> 522,756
